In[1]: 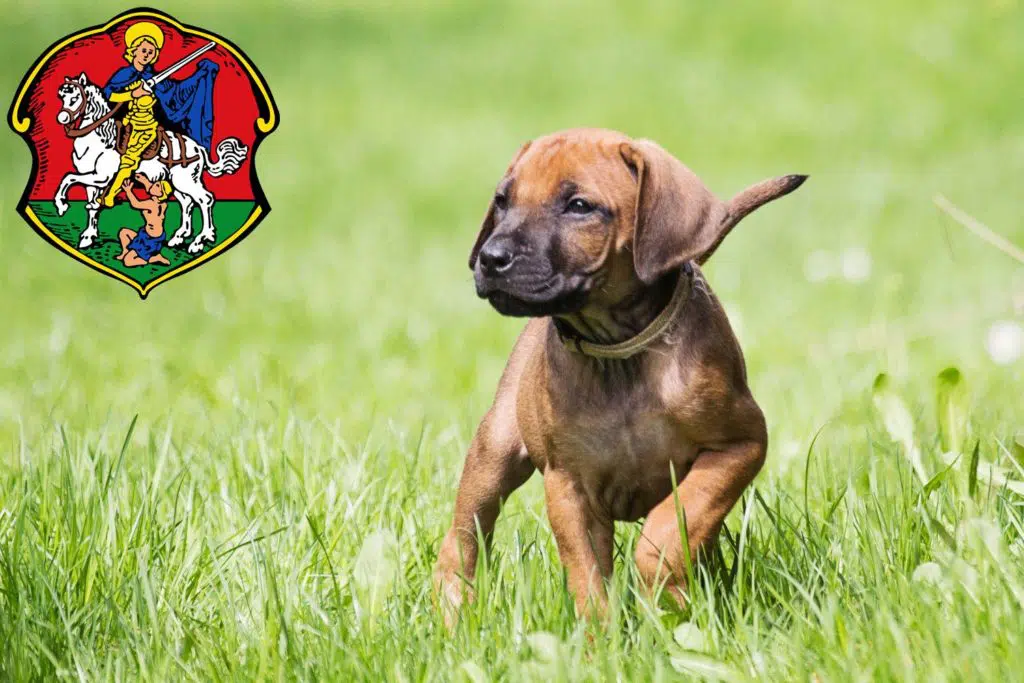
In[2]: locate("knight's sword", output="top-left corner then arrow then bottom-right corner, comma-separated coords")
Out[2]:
141,41 -> 217,91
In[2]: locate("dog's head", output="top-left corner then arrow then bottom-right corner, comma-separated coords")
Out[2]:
470,128 -> 806,317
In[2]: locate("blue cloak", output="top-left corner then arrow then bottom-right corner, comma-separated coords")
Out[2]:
103,59 -> 219,150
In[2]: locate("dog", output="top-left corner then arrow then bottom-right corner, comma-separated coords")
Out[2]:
434,128 -> 806,622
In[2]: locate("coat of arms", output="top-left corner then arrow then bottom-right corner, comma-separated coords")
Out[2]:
8,8 -> 279,297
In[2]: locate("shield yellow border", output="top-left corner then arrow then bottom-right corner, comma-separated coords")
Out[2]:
7,7 -> 279,299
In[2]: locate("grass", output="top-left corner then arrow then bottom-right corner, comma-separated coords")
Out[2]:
1,0 -> 1023,680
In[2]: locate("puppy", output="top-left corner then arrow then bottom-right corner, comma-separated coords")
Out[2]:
435,128 -> 806,620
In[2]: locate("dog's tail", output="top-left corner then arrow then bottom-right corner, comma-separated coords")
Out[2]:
697,174 -> 808,265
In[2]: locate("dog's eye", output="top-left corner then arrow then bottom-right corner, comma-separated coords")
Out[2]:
565,197 -> 594,215
493,193 -> 509,211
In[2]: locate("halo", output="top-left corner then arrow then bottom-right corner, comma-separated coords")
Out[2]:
124,21 -> 164,49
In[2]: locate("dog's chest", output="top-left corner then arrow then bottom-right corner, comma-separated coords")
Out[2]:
576,415 -> 693,518
521,360 -> 701,521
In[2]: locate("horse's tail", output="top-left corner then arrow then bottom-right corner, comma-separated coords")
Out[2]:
201,137 -> 248,177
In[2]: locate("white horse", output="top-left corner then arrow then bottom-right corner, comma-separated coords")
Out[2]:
52,73 -> 248,253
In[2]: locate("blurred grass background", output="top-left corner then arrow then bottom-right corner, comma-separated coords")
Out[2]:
1,1 -> 1022,680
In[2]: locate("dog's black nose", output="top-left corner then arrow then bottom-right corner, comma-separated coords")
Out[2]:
478,241 -> 515,275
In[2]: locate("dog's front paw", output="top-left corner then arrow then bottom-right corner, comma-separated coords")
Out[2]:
433,566 -> 475,631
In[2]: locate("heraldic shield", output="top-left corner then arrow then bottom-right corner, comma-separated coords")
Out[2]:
8,8 -> 279,298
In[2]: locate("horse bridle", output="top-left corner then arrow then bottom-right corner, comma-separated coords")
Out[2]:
57,80 -> 87,127
59,79 -> 122,139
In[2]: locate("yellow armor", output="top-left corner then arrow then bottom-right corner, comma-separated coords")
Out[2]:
102,81 -> 159,207
101,21 -> 169,207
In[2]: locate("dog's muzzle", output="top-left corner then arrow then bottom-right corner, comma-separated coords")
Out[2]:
474,240 -> 589,317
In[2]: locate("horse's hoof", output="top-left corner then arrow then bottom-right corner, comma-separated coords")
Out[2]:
167,236 -> 184,248
55,201 -> 68,216
188,233 -> 214,254
78,237 -> 94,249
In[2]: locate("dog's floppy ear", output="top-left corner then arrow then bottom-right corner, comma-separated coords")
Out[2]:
621,139 -> 808,280
469,140 -> 532,270
620,140 -> 725,284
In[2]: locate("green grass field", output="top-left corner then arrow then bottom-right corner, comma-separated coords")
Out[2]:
1,1 -> 1023,680
28,201 -> 256,289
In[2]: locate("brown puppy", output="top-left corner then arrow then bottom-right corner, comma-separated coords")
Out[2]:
435,128 -> 806,621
